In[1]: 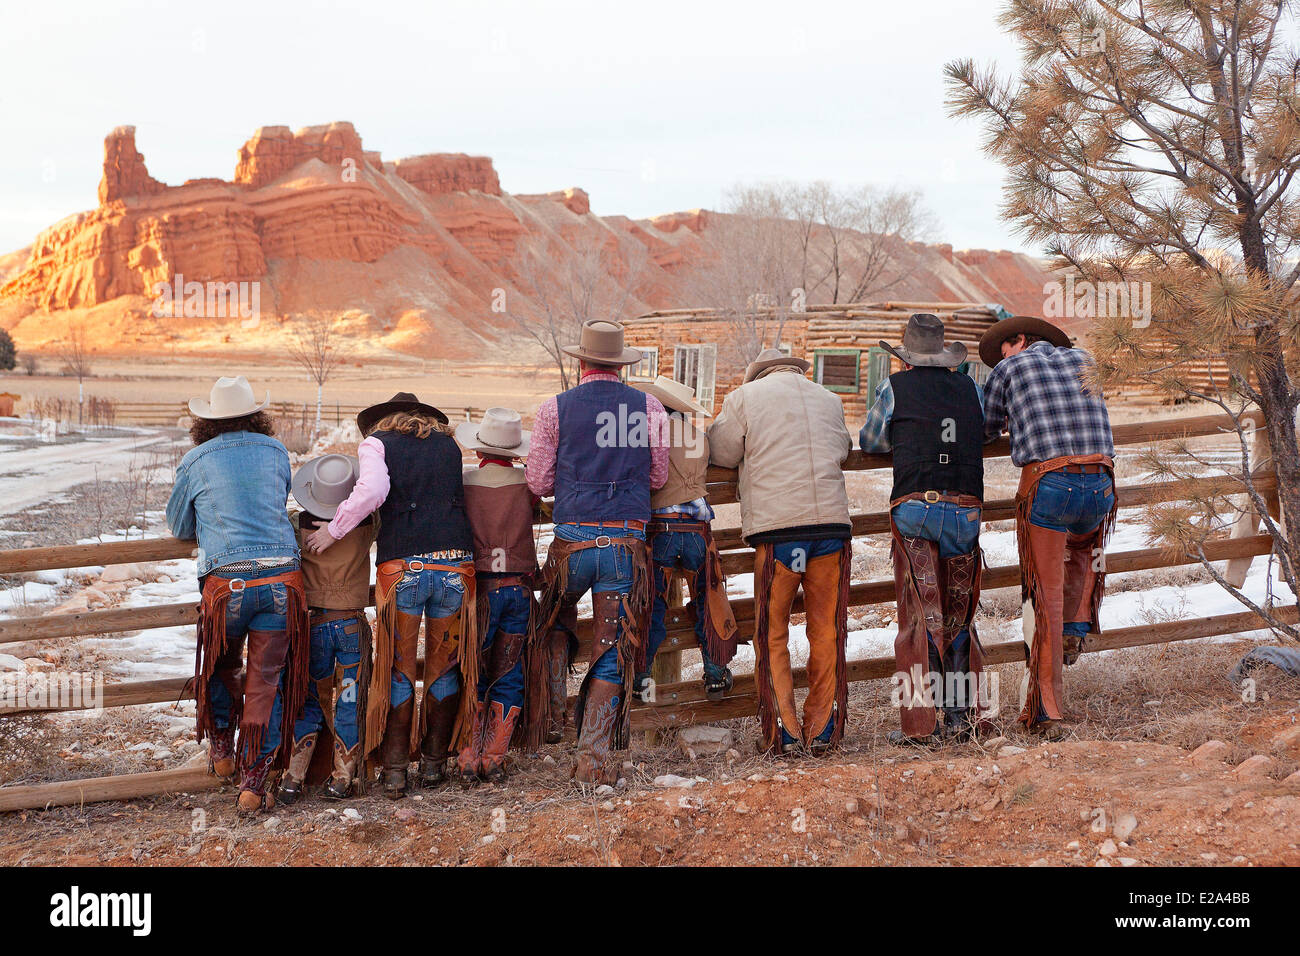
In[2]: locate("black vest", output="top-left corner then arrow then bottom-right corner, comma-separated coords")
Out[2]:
372,429 -> 472,564
887,367 -> 984,502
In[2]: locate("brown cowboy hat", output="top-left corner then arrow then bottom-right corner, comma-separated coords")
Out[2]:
356,391 -> 448,434
879,313 -> 967,368
743,348 -> 811,384
978,315 -> 1072,369
560,319 -> 645,366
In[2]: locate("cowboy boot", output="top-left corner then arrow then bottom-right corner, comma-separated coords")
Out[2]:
237,747 -> 279,814
274,732 -> 318,806
573,677 -> 621,786
322,739 -> 360,801
545,607 -> 575,743
455,700 -> 489,788
379,698 -> 414,799
208,724 -> 236,778
417,688 -> 461,788
481,700 -> 521,784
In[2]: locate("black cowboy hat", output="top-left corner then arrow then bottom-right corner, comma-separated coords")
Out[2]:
356,392 -> 448,434
978,315 -> 1072,369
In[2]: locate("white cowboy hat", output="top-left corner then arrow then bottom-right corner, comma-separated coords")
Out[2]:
291,454 -> 359,519
454,406 -> 531,457
634,375 -> 710,416
188,376 -> 270,420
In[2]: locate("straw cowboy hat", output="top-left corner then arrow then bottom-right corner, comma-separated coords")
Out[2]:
979,315 -> 1072,369
291,454 -> 359,519
560,319 -> 644,366
454,406 -> 531,457
879,313 -> 968,369
634,375 -> 710,416
356,391 -> 448,434
743,348 -> 811,384
188,376 -> 270,420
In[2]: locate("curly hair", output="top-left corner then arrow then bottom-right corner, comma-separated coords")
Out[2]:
189,410 -> 275,446
366,411 -> 453,439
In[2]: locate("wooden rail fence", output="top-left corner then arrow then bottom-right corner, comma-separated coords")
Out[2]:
0,413 -> 1289,812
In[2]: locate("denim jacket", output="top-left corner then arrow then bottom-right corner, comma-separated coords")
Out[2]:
165,431 -> 299,576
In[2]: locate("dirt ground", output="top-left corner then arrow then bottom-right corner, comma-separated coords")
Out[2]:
2,640 -> 1297,867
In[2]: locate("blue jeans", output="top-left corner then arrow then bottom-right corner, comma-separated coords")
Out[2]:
393,562 -> 466,706
209,565 -> 293,762
553,522 -> 646,687
1030,470 -> 1114,639
645,521 -> 725,679
480,584 -> 531,710
892,500 -> 981,558
292,615 -> 363,749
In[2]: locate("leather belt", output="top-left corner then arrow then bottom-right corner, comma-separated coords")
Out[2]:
1058,464 -> 1106,474
890,490 -> 983,509
309,608 -> 362,626
483,574 -> 531,591
572,520 -> 647,532
648,518 -> 709,534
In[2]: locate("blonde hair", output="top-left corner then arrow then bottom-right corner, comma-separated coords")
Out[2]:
366,411 -> 453,439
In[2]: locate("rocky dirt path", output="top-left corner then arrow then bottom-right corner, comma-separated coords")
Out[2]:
0,431 -> 172,516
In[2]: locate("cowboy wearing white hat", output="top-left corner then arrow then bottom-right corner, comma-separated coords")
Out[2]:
860,314 -> 989,745
450,408 -> 541,786
630,377 -> 738,703
276,454 -> 376,805
166,377 -> 309,813
708,347 -> 853,756
525,319 -> 668,785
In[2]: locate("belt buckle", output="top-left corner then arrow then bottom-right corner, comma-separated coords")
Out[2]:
407,560 -> 425,572
228,578 -> 247,592
594,535 -> 612,548
924,490 -> 940,504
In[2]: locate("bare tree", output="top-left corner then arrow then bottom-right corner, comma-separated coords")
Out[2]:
946,0 -> 1300,640
506,233 -> 651,390
55,323 -> 92,426
20,353 -> 37,376
287,314 -> 351,442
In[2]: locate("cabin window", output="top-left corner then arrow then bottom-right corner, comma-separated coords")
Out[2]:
865,346 -> 892,398
813,349 -> 861,394
673,344 -> 717,413
628,347 -> 658,382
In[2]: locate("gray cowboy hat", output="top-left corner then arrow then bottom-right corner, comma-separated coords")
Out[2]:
978,315 -> 1072,369
743,348 -> 811,384
879,313 -> 967,369
356,391 -> 448,434
291,453 -> 359,519
560,319 -> 645,366
454,406 -> 531,457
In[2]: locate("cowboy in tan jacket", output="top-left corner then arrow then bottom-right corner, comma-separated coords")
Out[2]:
708,349 -> 853,755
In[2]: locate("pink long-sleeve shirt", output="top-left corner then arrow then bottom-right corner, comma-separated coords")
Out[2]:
526,370 -> 670,498
327,436 -> 390,539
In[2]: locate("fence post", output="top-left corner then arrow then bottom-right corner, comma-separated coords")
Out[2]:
1225,423 -> 1274,588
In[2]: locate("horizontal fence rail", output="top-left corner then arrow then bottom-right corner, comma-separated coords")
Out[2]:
0,411 -> 1287,811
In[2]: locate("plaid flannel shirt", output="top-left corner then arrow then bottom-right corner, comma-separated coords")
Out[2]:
858,379 -> 895,453
982,342 -> 1114,466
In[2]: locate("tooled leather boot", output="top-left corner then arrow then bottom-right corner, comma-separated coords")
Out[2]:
418,689 -> 461,788
274,732 -> 318,806
323,740 -> 360,801
236,747 -> 279,814
573,677 -> 621,787
455,700 -> 489,789
480,700 -> 521,784
208,724 -> 236,778
379,698 -> 414,799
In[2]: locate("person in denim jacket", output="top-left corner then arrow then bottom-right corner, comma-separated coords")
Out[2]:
167,376 -> 307,813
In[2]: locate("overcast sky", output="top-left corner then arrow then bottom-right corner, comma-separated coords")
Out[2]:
0,0 -> 1030,256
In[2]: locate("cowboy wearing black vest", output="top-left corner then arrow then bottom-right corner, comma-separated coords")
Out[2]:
307,392 -> 478,799
860,314 -> 988,743
527,320 -> 668,786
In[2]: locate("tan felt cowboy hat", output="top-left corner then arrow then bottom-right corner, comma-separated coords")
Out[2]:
188,375 -> 270,420
743,348 -> 811,384
879,313 -> 967,369
356,391 -> 448,434
979,315 -> 1072,369
455,406 -> 531,457
634,375 -> 710,416
560,319 -> 645,366
291,454 -> 359,519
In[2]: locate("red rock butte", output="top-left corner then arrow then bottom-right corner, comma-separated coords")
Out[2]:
0,122 -> 1054,359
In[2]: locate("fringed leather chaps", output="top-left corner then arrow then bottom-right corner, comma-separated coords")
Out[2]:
1015,455 -> 1117,727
